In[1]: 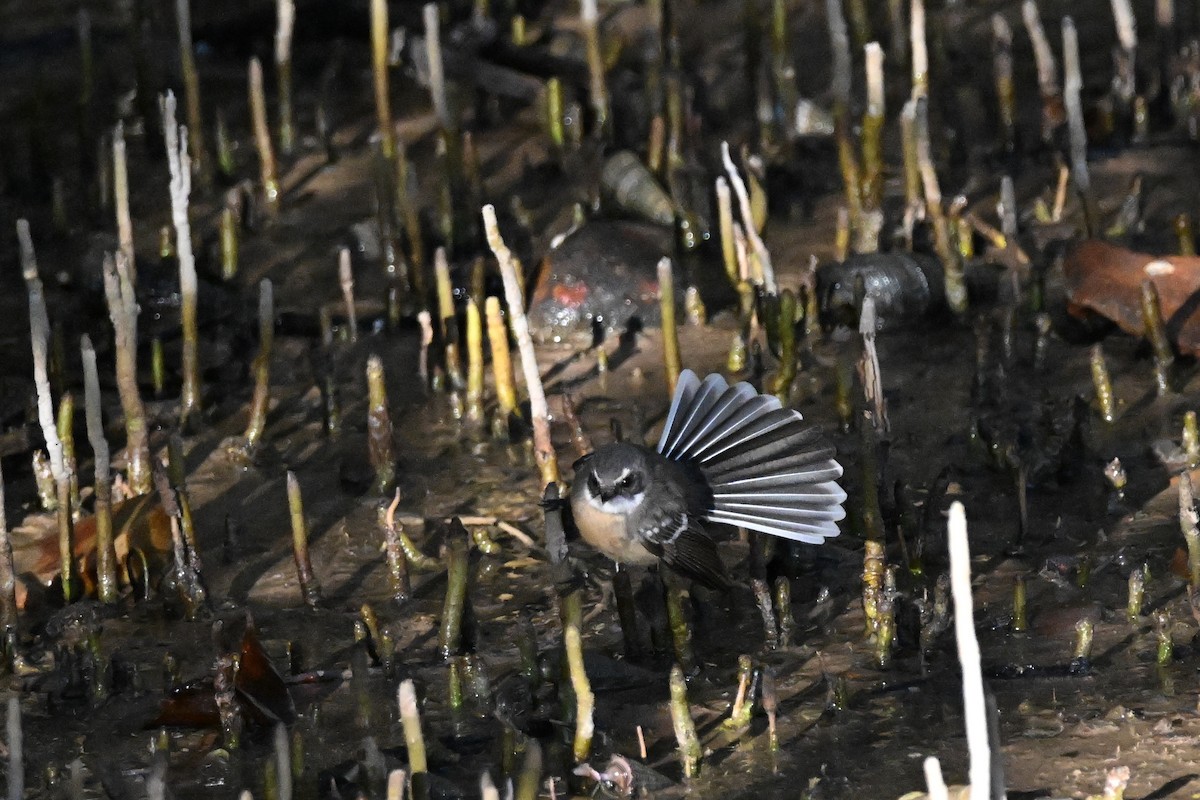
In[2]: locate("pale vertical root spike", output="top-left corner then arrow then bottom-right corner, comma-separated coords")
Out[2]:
398,679 -> 428,774
112,123 -> 136,282
482,205 -> 559,487
338,248 -> 357,343
162,92 -> 202,421
1062,17 -> 1091,193
721,143 -> 776,293
910,0 -> 928,98
948,502 -> 990,799
424,3 -> 451,130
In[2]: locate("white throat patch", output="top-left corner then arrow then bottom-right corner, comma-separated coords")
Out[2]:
583,480 -> 646,515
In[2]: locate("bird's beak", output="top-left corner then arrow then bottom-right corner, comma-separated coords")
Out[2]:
598,487 -> 615,502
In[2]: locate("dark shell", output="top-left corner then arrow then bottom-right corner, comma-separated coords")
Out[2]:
528,221 -> 676,344
817,252 -> 944,330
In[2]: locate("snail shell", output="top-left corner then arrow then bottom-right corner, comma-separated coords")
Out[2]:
817,252 -> 944,330
600,150 -> 676,226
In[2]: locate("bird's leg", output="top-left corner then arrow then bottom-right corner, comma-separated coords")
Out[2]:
612,564 -> 648,661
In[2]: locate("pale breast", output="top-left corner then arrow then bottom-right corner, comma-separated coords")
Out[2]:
571,494 -> 658,565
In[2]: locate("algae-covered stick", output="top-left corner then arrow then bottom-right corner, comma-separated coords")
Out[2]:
0,463 -> 13,636
438,526 -> 470,658
102,253 -> 151,494
485,297 -> 518,419
1090,344 -> 1116,422
580,0 -> 609,137
286,472 -> 322,608
658,258 -> 681,397
1140,279 -> 1174,394
367,356 -> 397,493
82,335 -> 117,604
244,280 -> 275,449
371,0 -> 395,158
514,738 -> 541,800
249,58 -> 281,215
220,206 -> 238,280
669,664 -> 701,778
993,15 -> 1016,153
564,622 -> 594,762
1180,472 -> 1200,590
176,0 -> 209,180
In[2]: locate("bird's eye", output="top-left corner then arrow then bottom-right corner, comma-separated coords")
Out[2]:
619,475 -> 633,488
587,474 -> 600,495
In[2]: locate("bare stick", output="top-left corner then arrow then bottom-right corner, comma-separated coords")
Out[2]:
162,92 -> 202,423
23,232 -> 75,602
1022,0 -> 1062,142
482,205 -> 559,487
0,462 -> 14,635
7,697 -> 22,800
948,502 -> 989,799
914,101 -> 965,314
911,0 -> 928,98
1110,0 -> 1137,102
276,0 -> 296,155
338,248 -> 357,342
424,3 -> 451,131
112,123 -> 136,284
858,298 -> 888,432
1062,18 -> 1091,194
716,177 -> 737,285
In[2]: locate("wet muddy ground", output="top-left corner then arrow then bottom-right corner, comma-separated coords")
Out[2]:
3,0 -> 1200,798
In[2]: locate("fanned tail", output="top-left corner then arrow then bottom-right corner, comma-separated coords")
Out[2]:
657,370 -> 846,544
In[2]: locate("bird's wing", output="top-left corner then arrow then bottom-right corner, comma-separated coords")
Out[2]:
636,504 -> 730,590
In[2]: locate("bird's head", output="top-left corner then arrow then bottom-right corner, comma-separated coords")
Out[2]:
575,443 -> 649,511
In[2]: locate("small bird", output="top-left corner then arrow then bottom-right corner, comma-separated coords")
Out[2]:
570,370 -> 847,589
